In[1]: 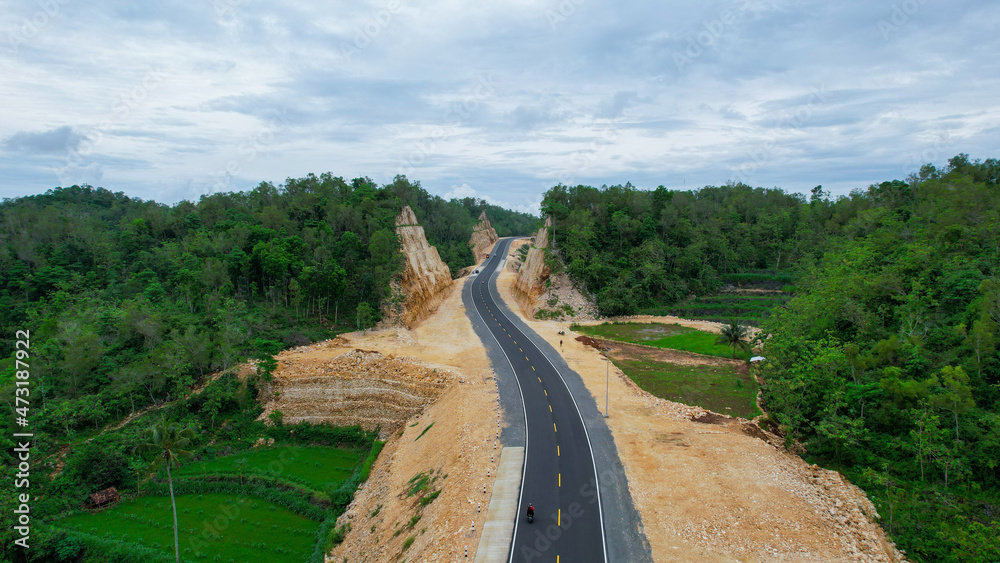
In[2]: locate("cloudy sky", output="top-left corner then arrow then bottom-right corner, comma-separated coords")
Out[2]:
2,0 -> 998,213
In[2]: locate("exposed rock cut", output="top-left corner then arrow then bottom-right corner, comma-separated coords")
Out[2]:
269,348 -> 449,439
468,211 -> 499,263
511,216 -> 551,316
393,206 -> 453,328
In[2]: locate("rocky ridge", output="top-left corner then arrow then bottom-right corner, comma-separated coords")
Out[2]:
468,211 -> 499,263
393,205 -> 453,328
511,216 -> 551,315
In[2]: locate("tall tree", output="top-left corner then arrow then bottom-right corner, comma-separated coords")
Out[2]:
137,421 -> 196,563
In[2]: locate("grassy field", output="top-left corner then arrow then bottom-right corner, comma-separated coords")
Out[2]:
57,493 -> 319,562
641,293 -> 792,326
612,358 -> 760,418
573,322 -> 748,360
176,446 -> 364,490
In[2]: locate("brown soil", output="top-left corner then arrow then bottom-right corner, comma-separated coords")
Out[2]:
495,266 -> 905,562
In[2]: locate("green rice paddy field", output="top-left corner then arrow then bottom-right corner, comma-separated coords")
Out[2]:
572,322 -> 748,359
176,445 -> 363,489
57,494 -> 319,563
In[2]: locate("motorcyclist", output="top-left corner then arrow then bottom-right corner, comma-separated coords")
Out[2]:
526,504 -> 535,519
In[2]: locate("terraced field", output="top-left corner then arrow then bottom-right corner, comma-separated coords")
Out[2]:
177,445 -> 363,490
645,292 -> 792,325
57,494 -> 319,563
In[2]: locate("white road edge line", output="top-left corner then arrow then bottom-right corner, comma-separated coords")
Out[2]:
487,238 -> 609,563
468,239 -> 530,563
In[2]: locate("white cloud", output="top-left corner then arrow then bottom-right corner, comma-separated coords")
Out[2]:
1,0 -> 999,203
444,183 -> 542,216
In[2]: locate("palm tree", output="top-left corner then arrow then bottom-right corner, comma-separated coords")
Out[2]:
716,319 -> 752,359
138,421 -> 196,563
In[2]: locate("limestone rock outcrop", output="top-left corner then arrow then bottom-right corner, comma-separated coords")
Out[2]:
512,216 -> 551,315
468,211 -> 499,263
394,206 -> 453,328
271,349 -> 449,439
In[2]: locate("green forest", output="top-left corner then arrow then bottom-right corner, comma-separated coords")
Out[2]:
542,154 -> 1000,561
0,173 -> 535,562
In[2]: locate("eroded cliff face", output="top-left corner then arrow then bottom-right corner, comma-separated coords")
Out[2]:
393,206 -> 453,328
511,216 -> 551,316
269,348 -> 448,439
468,211 -> 499,263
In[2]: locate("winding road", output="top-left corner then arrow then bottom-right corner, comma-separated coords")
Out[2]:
472,238 -> 607,563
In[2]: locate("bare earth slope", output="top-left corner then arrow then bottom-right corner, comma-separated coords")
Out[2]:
494,242 -> 906,563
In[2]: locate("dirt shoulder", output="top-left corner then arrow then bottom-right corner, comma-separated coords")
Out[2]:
494,246 -> 904,562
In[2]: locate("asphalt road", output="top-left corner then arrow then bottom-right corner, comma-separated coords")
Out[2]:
472,239 -> 607,563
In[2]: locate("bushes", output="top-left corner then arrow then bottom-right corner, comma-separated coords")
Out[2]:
64,438 -> 130,492
265,421 -> 377,449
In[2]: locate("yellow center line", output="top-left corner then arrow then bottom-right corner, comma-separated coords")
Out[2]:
543,389 -> 547,396
559,473 -> 561,487
525,356 -> 529,361
531,366 -> 535,371
557,445 -> 560,456
558,509 -> 561,526
519,348 -> 522,352
553,423 -> 557,433
538,377 -> 541,382
549,405 -> 552,412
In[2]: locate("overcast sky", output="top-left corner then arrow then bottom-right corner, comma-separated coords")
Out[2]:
2,0 -> 998,213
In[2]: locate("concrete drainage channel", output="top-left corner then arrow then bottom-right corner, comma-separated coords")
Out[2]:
474,447 -> 525,562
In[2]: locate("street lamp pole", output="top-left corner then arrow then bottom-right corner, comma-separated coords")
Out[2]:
604,347 -> 610,418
